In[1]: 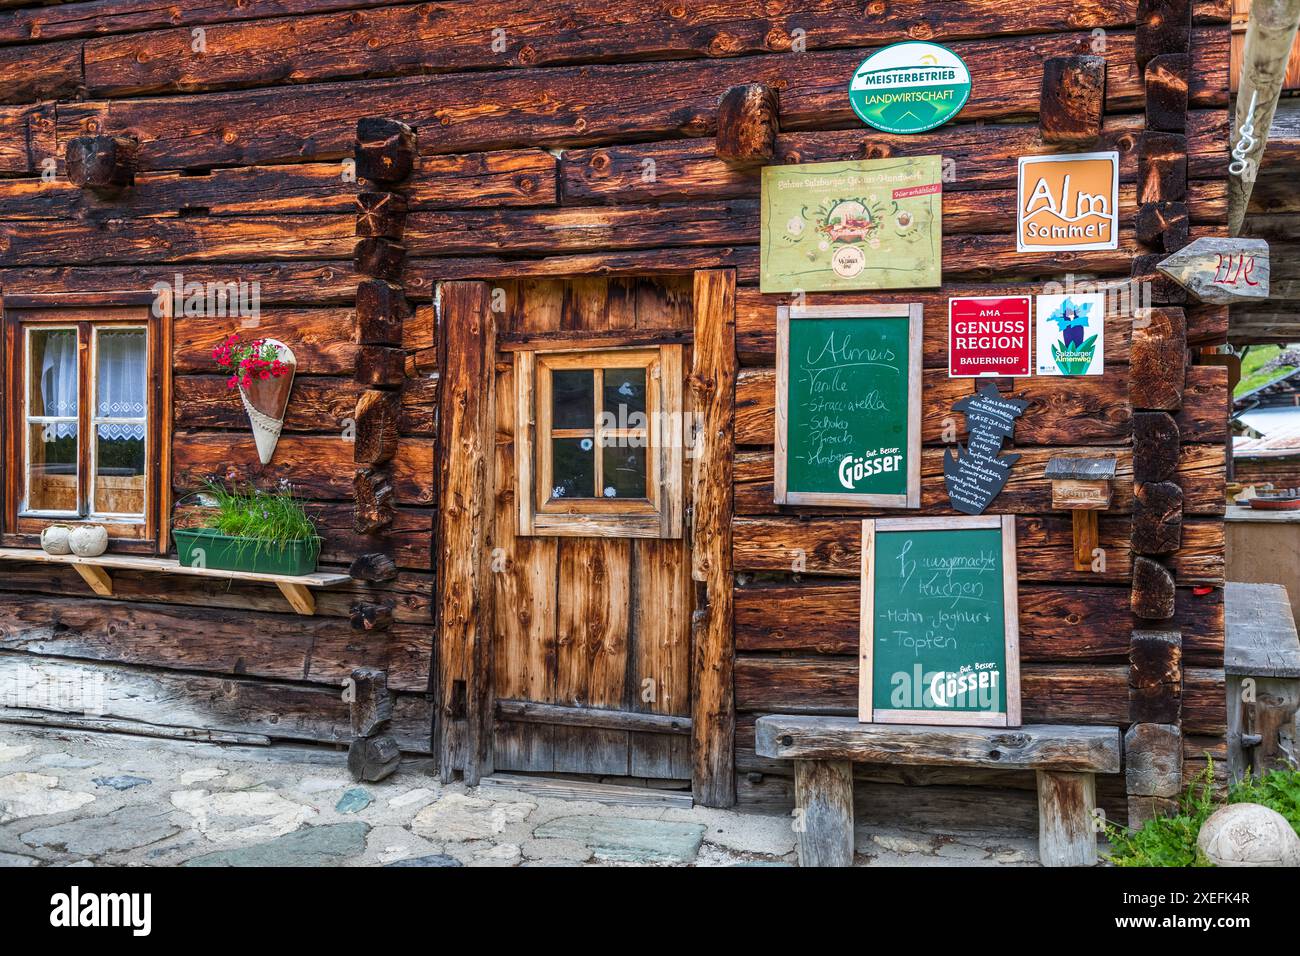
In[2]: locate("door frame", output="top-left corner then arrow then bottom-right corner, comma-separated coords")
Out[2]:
433,270 -> 736,806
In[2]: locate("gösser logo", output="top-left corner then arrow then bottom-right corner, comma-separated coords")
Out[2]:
838,450 -> 904,489
848,41 -> 972,135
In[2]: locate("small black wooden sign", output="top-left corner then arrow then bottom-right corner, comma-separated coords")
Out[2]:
943,383 -> 1028,515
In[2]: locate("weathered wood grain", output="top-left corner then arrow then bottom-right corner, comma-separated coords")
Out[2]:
691,268 -> 737,808
57,28 -> 1229,170
435,281 -> 495,784
172,430 -> 434,503
793,759 -> 854,867
735,444 -> 1225,517
1039,55 -> 1106,145
735,581 -> 1224,664
0,652 -> 433,752
0,595 -> 430,691
74,2 -> 1229,97
736,365 -> 1227,446
715,83 -> 779,163
732,514 -> 1225,583
1036,770 -> 1099,866
735,657 -> 1226,735
756,716 -> 1122,772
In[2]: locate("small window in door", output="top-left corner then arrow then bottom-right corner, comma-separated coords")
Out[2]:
515,346 -> 683,539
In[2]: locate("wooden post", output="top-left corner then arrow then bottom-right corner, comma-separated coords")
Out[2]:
1229,0 -> 1300,234
435,281 -> 496,785
690,269 -> 737,808
1046,457 -> 1115,572
794,760 -> 855,867
1035,770 -> 1098,866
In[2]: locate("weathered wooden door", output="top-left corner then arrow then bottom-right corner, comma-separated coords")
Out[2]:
490,277 -> 696,780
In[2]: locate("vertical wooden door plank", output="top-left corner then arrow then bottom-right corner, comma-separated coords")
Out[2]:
690,268 -> 737,807
632,538 -> 692,716
493,363 -> 558,706
556,538 -> 631,709
435,280 -> 496,785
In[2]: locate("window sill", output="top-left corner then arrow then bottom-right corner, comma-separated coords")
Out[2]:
0,547 -> 350,616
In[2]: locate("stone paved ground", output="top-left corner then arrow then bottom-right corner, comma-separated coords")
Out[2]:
0,725 -> 1042,867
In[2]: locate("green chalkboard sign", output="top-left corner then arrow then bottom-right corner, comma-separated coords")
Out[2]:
776,305 -> 922,508
860,516 -> 1021,727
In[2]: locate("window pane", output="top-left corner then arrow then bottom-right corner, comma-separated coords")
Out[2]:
550,437 -> 594,499
601,443 -> 647,499
96,329 -> 147,420
26,422 -> 77,512
602,368 -> 646,424
28,328 -> 78,418
552,369 -> 594,430
95,424 -> 145,517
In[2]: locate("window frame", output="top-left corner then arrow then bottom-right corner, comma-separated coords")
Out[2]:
515,344 -> 683,539
2,291 -> 173,556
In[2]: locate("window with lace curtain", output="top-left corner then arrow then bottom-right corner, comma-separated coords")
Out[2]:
3,293 -> 172,554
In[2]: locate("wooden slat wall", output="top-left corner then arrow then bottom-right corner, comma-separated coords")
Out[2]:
0,2 -> 1230,815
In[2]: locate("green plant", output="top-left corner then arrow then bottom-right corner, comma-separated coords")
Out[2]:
196,479 -> 318,554
1106,762 -> 1300,867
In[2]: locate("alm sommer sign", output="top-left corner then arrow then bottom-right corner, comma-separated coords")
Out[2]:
849,41 -> 972,134
1016,152 -> 1119,253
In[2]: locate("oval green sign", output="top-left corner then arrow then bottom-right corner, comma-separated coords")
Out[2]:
849,41 -> 972,135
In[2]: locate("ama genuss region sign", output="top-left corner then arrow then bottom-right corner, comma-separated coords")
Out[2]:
849,41 -> 972,134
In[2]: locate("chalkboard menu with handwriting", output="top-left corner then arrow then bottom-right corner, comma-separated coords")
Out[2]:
776,305 -> 922,508
860,515 -> 1021,727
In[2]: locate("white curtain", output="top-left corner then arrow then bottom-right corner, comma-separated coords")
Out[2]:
95,330 -> 146,441
37,329 -> 77,438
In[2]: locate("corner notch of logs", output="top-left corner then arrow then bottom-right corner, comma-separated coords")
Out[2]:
1126,0 -> 1192,831
345,668 -> 401,782
1038,56 -> 1106,146
351,117 -> 417,553
715,83 -> 780,164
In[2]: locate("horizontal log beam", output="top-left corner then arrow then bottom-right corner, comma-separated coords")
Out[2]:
496,699 -> 692,735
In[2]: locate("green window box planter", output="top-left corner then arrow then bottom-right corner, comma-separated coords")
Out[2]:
173,528 -> 322,576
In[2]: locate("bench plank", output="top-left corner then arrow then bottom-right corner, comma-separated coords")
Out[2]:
755,716 -> 1121,773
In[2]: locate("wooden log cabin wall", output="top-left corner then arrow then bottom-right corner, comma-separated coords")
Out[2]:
0,0 -> 1232,825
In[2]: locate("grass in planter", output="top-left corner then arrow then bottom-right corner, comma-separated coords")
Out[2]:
199,480 -> 319,556
1106,762 -> 1300,867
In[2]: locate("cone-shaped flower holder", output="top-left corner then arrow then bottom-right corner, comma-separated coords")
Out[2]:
238,339 -> 296,465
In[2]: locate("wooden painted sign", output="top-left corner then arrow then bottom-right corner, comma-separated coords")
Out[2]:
760,157 -> 943,293
1016,152 -> 1119,252
859,515 -> 1021,726
1157,236 -> 1270,304
776,304 -> 922,508
948,296 -> 1032,377
943,383 -> 1028,515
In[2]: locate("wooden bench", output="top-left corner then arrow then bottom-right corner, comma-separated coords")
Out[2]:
755,715 -> 1122,867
